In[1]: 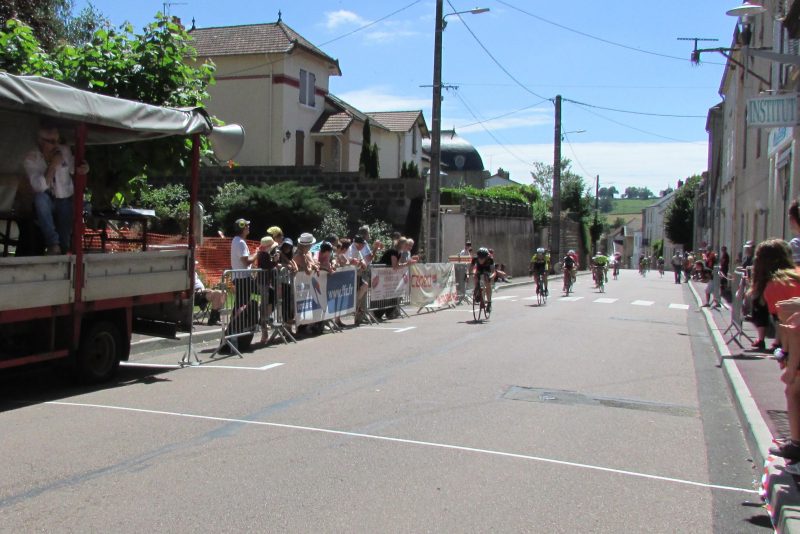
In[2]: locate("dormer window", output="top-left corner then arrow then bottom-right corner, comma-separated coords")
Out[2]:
299,69 -> 316,108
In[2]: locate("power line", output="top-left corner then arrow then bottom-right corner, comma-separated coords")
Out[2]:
567,102 -> 705,144
562,132 -> 593,178
495,0 -> 726,67
563,98 -> 707,118
453,90 -> 534,168
446,0 -> 553,102
454,98 -> 551,129
221,0 -> 423,78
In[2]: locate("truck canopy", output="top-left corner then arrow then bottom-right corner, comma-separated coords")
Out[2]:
0,72 -> 243,159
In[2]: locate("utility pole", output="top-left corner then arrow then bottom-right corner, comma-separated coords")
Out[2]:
550,94 -> 562,261
594,175 -> 600,256
428,0 -> 444,264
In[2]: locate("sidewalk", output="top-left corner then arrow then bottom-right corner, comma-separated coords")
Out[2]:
688,281 -> 799,533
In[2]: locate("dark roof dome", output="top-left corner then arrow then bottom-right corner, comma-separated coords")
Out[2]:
422,129 -> 484,171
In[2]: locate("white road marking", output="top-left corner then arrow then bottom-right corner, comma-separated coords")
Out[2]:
492,296 -> 518,301
558,296 -> 584,302
594,298 -> 618,304
361,326 -> 417,333
46,401 -> 757,495
120,362 -> 285,371
669,303 -> 690,310
631,300 -> 655,307
445,309 -> 475,312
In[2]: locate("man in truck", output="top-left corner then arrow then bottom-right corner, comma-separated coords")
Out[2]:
23,122 -> 89,255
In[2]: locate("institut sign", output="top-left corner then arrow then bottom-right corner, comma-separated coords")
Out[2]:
747,93 -> 800,128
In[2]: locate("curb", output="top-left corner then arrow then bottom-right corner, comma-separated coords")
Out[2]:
130,327 -> 220,357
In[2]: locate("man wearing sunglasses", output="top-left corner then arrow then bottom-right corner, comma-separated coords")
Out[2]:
23,123 -> 89,255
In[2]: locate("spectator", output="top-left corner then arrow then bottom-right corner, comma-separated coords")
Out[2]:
318,241 -> 335,272
277,237 -> 297,326
257,236 -> 279,343
294,233 -> 319,275
748,239 -> 800,351
194,270 -> 224,326
683,252 -> 694,283
771,298 -> 800,462
720,246 -> 730,292
790,200 -> 800,264
346,235 -> 371,324
705,245 -> 717,270
23,122 -> 90,255
459,241 -> 473,258
406,238 -> 419,264
230,218 -> 258,309
267,226 -> 284,246
671,251 -> 683,284
336,239 -> 351,268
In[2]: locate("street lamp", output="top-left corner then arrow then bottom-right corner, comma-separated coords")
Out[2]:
429,2 -> 489,263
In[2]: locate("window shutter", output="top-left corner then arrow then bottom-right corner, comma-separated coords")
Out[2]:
308,72 -> 316,107
299,69 -> 307,105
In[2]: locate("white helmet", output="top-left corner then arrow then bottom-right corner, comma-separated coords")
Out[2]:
568,249 -> 575,255
536,247 -> 545,254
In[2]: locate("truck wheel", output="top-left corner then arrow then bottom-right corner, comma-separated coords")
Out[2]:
76,320 -> 122,383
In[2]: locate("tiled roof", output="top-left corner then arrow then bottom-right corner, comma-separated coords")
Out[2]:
366,111 -> 429,137
189,21 -> 341,74
311,112 -> 353,134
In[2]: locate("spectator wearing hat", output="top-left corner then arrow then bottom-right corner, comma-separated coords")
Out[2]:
295,232 -> 319,275
230,218 -> 258,309
267,226 -> 284,246
257,236 -> 279,343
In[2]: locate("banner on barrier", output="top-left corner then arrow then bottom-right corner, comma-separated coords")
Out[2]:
370,266 -> 410,301
410,263 -> 457,309
294,267 -> 357,325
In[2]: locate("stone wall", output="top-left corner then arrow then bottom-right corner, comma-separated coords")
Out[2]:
149,166 -> 426,237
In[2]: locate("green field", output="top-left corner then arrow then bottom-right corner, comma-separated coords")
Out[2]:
607,198 -> 657,215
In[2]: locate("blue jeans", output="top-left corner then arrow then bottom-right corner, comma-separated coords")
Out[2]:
34,192 -> 73,251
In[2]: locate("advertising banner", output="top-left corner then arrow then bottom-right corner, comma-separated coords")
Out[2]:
294,266 -> 357,325
409,263 -> 457,309
370,266 -> 410,302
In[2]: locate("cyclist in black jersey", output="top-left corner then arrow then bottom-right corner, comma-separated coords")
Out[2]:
471,247 -> 496,312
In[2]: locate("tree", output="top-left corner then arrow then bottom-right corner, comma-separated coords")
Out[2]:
640,187 -> 654,199
664,174 -> 702,248
0,15 -> 217,206
611,217 -> 626,229
0,0 -> 108,51
368,143 -> 380,178
359,119 -> 372,175
599,196 -> 614,213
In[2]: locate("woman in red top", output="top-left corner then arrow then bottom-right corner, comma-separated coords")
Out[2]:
750,240 -> 800,461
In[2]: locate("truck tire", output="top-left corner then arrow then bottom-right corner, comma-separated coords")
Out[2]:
75,320 -> 122,384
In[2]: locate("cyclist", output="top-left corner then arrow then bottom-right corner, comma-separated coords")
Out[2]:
562,251 -> 577,291
657,256 -> 665,276
530,247 -> 550,296
591,253 -> 609,286
471,247 -> 496,313
566,249 -> 579,283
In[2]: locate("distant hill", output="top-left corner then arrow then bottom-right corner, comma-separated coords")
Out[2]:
607,198 -> 658,215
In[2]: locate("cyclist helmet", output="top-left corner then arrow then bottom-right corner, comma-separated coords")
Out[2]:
477,247 -> 490,258
568,249 -> 575,255
536,247 -> 545,254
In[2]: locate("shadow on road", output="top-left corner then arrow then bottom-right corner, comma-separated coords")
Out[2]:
0,363 -> 173,415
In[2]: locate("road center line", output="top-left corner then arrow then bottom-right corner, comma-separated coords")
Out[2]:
46,401 -> 756,495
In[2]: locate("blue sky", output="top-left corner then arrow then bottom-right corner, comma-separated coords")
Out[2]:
76,0 -> 740,193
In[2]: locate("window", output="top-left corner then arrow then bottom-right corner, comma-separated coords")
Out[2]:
299,69 -> 316,108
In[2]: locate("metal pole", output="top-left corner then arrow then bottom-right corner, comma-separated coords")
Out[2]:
551,95 -> 562,260
429,0 -> 444,264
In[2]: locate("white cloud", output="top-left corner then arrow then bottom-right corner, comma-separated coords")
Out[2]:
324,10 -> 369,30
475,141 -> 708,192
335,86 -> 430,112
364,29 -> 420,43
455,110 -> 552,134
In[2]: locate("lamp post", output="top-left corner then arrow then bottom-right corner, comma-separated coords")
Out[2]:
429,2 -> 489,263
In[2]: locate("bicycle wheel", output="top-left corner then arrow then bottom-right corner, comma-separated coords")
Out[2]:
472,290 -> 481,321
482,290 -> 491,320
563,272 -> 571,296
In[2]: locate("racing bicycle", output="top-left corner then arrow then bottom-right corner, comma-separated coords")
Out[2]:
594,265 -> 606,293
562,266 -> 574,296
534,271 -> 548,305
472,273 -> 492,321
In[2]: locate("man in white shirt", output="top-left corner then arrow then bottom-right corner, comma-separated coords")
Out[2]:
23,124 -> 89,255
230,218 -> 258,308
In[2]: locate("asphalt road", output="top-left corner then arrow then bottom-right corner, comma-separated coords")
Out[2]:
0,270 -> 771,532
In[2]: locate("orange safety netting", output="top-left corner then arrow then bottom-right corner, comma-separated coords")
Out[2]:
81,229 -> 259,287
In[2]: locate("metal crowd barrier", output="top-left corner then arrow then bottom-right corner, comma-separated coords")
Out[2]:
723,267 -> 753,345
365,265 -> 411,324
211,267 -> 295,358
454,262 -> 471,304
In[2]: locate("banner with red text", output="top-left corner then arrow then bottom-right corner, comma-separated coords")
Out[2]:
409,263 -> 457,309
369,265 -> 410,302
